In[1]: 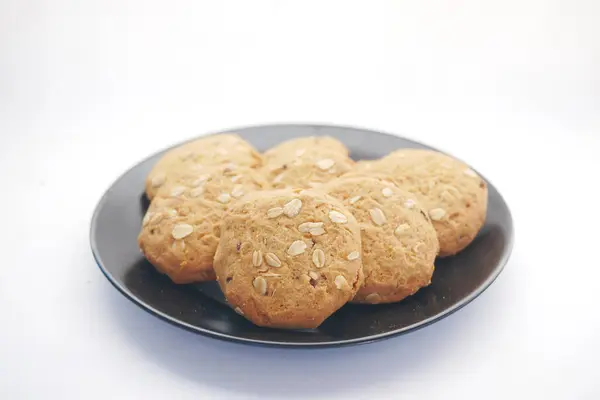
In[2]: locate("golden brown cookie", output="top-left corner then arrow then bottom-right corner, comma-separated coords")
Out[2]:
145,134 -> 263,200
263,136 -> 349,165
213,188 -> 363,329
346,149 -> 487,256
261,137 -> 354,189
323,177 -> 438,304
138,166 -> 270,284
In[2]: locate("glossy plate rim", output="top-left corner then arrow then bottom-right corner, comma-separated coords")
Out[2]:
90,123 -> 514,348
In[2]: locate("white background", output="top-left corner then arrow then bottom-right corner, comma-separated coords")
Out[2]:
1,1 -> 599,399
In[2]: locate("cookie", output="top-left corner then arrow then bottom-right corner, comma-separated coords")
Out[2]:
145,134 -> 263,200
213,188 -> 363,329
138,166 -> 270,284
346,149 -> 487,256
263,136 -> 349,165
261,137 -> 354,189
323,177 -> 439,304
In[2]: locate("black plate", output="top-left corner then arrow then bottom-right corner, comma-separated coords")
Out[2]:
90,124 -> 513,348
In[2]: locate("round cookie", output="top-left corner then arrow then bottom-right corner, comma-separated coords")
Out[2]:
138,166 -> 270,284
145,134 -> 263,200
323,177 -> 439,304
213,188 -> 363,329
261,136 -> 353,189
346,149 -> 487,256
263,152 -> 355,189
262,136 -> 349,166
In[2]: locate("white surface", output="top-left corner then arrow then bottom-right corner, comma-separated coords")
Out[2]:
1,1 -> 599,399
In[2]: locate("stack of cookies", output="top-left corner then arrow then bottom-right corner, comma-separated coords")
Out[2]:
138,134 -> 487,329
